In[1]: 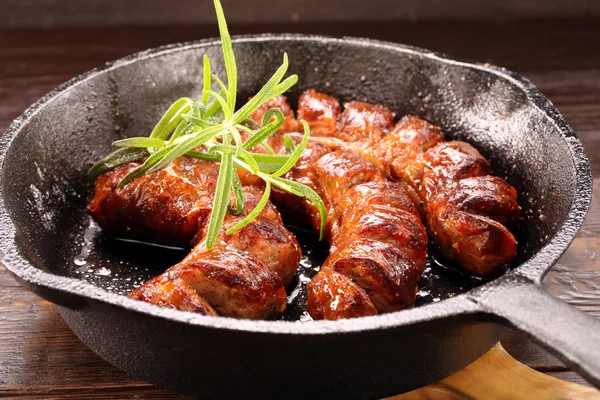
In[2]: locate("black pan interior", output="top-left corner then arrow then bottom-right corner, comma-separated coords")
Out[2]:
59,217 -> 488,321
2,37 -> 576,321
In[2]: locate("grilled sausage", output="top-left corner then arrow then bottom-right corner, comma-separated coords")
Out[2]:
363,116 -> 519,275
336,100 -> 395,148
251,96 -> 428,319
128,243 -> 286,319
335,180 -> 428,273
89,157 -> 300,319
418,140 -> 519,275
247,95 -> 340,236
300,90 -> 519,276
312,152 -> 426,314
297,89 -> 340,136
307,270 -> 377,320
128,275 -> 218,316
88,157 -> 219,246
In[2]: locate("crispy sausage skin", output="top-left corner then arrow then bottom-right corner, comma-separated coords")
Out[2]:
91,88 -> 520,321
251,95 -> 428,320
307,270 -> 377,320
128,276 -> 218,316
366,117 -> 519,275
335,180 -> 428,273
297,89 -> 341,136
336,100 -> 395,148
128,244 -> 286,320
300,90 -> 520,276
88,157 -> 300,319
88,157 -> 218,246
314,153 -> 426,314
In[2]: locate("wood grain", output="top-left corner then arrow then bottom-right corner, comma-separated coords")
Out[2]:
391,344 -> 600,400
2,0 -> 600,29
0,17 -> 599,399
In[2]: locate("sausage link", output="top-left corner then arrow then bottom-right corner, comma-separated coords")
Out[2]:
128,276 -> 218,316
300,91 -> 520,276
89,158 -> 299,319
88,157 -> 218,246
129,244 -> 286,320
370,117 -> 519,275
419,141 -> 518,275
252,95 -> 428,319
297,89 -> 341,136
307,270 -> 377,320
337,181 -> 428,273
311,152 -> 426,317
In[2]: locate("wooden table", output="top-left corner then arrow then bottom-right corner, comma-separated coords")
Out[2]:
1,18 -> 599,398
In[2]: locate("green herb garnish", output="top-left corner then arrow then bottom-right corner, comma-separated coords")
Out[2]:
88,0 -> 326,249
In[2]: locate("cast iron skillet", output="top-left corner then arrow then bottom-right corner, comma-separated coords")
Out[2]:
0,35 -> 599,399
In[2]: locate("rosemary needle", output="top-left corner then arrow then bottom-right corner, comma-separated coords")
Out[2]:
88,0 -> 326,248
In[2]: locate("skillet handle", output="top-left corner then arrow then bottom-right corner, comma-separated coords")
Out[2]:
478,278 -> 600,388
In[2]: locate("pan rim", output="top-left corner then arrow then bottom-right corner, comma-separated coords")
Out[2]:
0,34 -> 592,335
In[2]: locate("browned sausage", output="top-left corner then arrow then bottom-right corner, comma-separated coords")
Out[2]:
128,276 -> 218,316
297,89 -> 340,136
251,95 -> 428,319
128,243 -> 286,320
313,152 -> 426,314
336,181 -> 428,273
336,100 -> 395,147
300,90 -> 519,276
363,116 -> 519,275
307,270 -> 376,320
88,157 -> 218,246
89,157 -> 300,319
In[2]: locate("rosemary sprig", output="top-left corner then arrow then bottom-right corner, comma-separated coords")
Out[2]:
88,0 -> 326,248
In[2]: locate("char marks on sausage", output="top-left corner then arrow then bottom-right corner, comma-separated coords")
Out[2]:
252,93 -> 428,320
363,116 -> 519,276
89,158 -> 300,319
298,90 -> 519,276
89,88 -> 520,321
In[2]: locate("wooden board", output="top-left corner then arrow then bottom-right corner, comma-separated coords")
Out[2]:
1,17 -> 599,399
392,344 -> 600,400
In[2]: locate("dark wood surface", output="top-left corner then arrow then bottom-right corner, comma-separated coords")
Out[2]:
3,0 -> 600,28
1,18 -> 599,399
